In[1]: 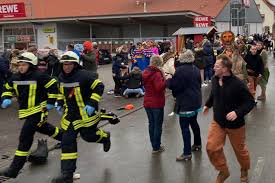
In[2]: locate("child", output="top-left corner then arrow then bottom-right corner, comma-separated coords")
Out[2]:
123,66 -> 144,98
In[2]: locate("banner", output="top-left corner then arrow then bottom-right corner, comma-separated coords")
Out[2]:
0,3 -> 26,18
193,16 -> 211,28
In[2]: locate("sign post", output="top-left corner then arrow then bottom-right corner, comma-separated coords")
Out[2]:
193,16 -> 211,28
0,3 -> 26,18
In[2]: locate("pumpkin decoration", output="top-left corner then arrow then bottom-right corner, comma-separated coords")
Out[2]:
221,31 -> 235,45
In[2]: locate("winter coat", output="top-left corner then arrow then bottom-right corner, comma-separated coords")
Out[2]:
244,52 -> 264,77
231,54 -> 248,81
0,55 -> 10,79
205,75 -> 255,129
82,51 -> 97,73
112,53 -> 129,75
46,54 -> 61,77
203,42 -> 215,66
167,63 -> 202,112
142,66 -> 166,108
127,70 -> 143,89
194,48 -> 206,70
161,52 -> 175,79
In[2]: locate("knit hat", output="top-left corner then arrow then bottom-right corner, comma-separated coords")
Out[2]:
83,41 -> 93,51
178,49 -> 195,63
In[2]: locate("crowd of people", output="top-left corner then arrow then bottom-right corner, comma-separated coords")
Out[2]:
131,33 -> 269,183
0,31 -> 272,183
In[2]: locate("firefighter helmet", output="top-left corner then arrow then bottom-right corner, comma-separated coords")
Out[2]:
17,52 -> 38,66
60,51 -> 79,64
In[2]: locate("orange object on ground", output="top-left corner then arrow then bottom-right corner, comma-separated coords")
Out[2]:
125,104 -> 134,110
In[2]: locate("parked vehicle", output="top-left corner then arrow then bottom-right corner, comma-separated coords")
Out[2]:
99,49 -> 112,65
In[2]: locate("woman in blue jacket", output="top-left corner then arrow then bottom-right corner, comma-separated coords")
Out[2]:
167,49 -> 202,161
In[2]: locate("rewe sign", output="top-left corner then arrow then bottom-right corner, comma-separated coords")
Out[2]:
193,16 -> 211,28
0,3 -> 26,18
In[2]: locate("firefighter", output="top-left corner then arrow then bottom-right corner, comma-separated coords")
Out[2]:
51,51 -> 111,183
0,52 -> 62,179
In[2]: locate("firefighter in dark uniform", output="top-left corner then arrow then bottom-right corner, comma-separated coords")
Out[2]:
0,52 -> 62,179
52,51 -> 111,183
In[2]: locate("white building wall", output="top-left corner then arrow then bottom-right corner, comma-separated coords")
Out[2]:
254,0 -> 274,32
37,23 -> 57,49
216,22 -> 263,35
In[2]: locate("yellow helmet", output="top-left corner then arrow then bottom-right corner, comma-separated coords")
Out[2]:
17,52 -> 38,65
60,51 -> 79,64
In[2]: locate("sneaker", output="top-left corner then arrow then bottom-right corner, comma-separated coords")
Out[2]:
176,154 -> 192,161
107,90 -> 114,95
136,93 -> 141,98
124,94 -> 129,98
215,169 -> 230,183
114,94 -> 122,98
191,145 -> 202,152
240,169 -> 248,183
152,145 -> 165,154
168,112 -> 175,116
257,96 -> 266,100
201,83 -> 208,87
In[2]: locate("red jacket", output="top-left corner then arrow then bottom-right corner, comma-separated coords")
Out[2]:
142,66 -> 166,108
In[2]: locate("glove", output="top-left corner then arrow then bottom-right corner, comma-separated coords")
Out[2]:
1,99 -> 12,109
83,105 -> 95,116
46,104 -> 55,111
56,106 -> 63,116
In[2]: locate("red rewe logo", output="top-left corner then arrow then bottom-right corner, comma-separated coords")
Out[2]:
0,3 -> 26,18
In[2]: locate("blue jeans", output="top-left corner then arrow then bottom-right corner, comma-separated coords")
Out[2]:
123,88 -> 144,96
204,65 -> 213,81
179,114 -> 201,155
145,108 -> 164,151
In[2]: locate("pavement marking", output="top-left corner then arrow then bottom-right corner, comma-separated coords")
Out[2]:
250,157 -> 265,183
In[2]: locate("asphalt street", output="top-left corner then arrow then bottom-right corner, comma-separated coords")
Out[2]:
1,55 -> 275,183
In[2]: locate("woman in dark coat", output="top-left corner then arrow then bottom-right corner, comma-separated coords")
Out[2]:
167,49 -> 202,161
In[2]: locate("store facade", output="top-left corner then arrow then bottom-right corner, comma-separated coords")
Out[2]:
0,0 -> 263,52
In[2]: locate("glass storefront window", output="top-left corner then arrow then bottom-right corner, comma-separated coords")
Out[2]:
4,28 -> 12,35
26,28 -> 34,35
3,24 -> 37,50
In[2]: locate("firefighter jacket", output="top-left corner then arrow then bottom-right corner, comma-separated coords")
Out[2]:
1,69 -> 59,119
58,69 -> 104,131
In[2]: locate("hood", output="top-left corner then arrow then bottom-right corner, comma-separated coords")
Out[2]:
142,66 -> 161,80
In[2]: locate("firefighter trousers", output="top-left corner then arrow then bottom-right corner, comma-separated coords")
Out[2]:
61,123 -> 109,173
9,112 -> 62,174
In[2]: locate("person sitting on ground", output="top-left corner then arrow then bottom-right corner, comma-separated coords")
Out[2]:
123,66 -> 144,98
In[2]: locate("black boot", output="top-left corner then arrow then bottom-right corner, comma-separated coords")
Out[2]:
51,172 -> 73,183
0,167 -> 19,178
103,132 -> 111,152
28,139 -> 48,164
0,156 -> 27,178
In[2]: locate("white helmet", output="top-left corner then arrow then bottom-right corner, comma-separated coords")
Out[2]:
17,52 -> 38,65
60,51 -> 79,64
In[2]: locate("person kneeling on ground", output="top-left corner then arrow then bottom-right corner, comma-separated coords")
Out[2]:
123,66 -> 144,98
